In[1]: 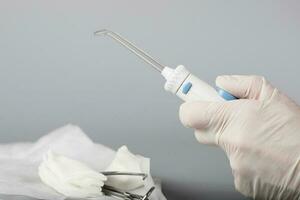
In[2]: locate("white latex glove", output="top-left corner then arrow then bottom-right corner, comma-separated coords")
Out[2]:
179,75 -> 300,199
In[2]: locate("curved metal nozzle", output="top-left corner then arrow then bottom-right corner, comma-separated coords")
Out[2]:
94,29 -> 165,72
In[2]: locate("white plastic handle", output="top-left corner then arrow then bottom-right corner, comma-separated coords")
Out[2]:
176,74 -> 224,102
162,65 -> 237,102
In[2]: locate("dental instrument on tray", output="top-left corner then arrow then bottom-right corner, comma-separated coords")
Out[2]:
102,171 -> 154,200
102,171 -> 148,180
94,29 -> 237,102
103,185 -> 155,200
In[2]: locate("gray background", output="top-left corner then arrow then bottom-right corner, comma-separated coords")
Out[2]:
0,0 -> 300,199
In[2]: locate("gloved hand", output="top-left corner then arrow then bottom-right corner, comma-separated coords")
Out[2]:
179,75 -> 300,199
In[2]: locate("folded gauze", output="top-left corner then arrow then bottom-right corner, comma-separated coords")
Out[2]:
0,124 -> 166,200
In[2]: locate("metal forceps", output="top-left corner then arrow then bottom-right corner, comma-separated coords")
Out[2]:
101,171 -> 155,200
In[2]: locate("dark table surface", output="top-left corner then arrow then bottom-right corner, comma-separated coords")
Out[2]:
162,181 -> 248,200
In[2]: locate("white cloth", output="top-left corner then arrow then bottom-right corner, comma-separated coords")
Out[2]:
0,124 -> 166,200
180,75 -> 300,199
104,146 -> 150,191
39,151 -> 107,198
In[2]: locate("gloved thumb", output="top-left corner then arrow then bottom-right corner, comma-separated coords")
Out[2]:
216,75 -> 275,100
179,100 -> 239,145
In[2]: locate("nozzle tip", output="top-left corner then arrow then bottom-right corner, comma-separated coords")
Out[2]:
94,29 -> 110,36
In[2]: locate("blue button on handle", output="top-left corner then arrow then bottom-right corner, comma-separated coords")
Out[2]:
217,88 -> 238,101
182,82 -> 193,94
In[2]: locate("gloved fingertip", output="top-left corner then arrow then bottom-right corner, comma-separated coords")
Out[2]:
216,75 -> 245,99
179,102 -> 193,128
215,75 -> 231,88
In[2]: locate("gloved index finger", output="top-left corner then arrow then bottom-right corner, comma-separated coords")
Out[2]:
216,75 -> 274,100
